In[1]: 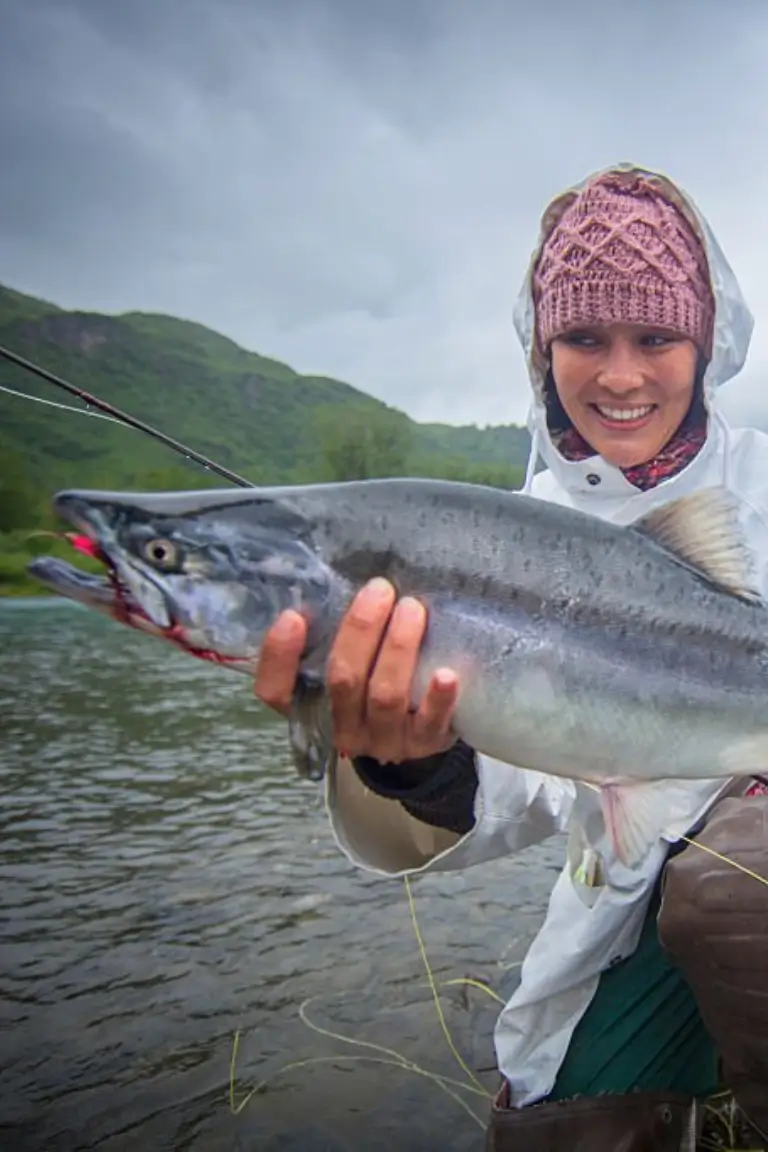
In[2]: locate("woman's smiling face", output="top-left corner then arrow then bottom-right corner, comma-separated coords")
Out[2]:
549,323 -> 700,468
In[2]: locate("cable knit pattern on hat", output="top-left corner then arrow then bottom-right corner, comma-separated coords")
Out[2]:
533,171 -> 715,355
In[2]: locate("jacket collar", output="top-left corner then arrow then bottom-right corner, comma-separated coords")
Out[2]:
527,401 -> 732,520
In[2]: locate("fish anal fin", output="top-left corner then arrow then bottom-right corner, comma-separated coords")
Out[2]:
634,487 -> 761,604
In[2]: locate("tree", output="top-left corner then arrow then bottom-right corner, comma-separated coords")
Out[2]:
408,454 -> 526,490
314,404 -> 412,481
0,449 -> 41,531
126,462 -> 223,490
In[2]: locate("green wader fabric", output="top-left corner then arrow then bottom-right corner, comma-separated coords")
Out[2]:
546,885 -> 720,1101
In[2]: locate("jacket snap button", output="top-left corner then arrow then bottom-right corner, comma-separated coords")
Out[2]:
586,473 -> 601,486
659,1105 -> 673,1124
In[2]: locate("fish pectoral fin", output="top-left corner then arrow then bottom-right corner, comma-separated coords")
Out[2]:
600,780 -> 699,868
288,672 -> 336,783
633,487 -> 762,604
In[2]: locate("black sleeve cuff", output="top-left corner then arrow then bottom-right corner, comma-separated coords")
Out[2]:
351,740 -> 479,836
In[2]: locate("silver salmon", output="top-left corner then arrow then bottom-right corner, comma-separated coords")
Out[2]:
28,478 -> 768,866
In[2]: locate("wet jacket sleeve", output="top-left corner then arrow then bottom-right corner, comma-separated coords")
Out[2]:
324,749 -> 575,876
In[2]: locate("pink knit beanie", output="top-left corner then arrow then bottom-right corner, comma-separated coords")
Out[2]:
532,170 -> 715,357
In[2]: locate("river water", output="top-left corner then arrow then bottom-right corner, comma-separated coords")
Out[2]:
0,600 -> 565,1152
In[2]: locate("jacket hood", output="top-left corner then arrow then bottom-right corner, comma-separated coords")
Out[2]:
513,162 -> 755,492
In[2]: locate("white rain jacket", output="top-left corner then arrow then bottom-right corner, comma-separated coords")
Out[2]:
323,164 -> 768,1107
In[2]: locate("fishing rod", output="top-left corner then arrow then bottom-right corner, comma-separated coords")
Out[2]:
0,342 -> 256,489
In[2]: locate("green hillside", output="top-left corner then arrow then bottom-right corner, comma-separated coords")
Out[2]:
0,282 -> 531,593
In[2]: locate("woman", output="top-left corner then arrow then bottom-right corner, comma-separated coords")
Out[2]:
254,165 -> 768,1150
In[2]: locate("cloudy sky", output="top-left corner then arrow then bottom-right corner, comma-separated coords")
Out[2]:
2,0 -> 768,429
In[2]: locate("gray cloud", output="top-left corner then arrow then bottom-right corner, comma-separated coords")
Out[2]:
1,0 -> 767,429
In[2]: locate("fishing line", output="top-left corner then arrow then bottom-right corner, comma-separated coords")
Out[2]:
675,834 -> 768,888
403,874 -> 494,1096
0,342 -> 256,489
0,382 -> 124,423
579,779 -> 768,890
228,876 -> 498,1129
228,808 -> 768,1136
230,1047 -> 487,1127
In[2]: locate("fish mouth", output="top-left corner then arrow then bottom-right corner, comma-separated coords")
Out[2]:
27,534 -> 169,641
27,553 -> 120,608
27,496 -> 248,669
47,492 -> 189,643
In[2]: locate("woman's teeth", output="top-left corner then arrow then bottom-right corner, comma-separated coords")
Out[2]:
595,404 -> 654,422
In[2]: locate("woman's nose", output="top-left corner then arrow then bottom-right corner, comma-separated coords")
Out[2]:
595,342 -> 645,393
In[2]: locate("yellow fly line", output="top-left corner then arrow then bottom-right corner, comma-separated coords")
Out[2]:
228,788 -> 768,1137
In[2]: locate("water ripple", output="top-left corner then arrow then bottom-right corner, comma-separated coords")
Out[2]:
0,600 -> 562,1150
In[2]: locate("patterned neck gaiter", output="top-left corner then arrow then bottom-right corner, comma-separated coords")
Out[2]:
553,403 -> 708,491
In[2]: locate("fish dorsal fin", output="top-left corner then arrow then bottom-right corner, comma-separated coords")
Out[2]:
633,487 -> 762,604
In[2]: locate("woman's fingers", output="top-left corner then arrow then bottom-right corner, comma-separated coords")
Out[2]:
406,667 -> 459,757
326,578 -> 397,754
364,596 -> 427,762
254,610 -> 307,716
257,585 -> 461,771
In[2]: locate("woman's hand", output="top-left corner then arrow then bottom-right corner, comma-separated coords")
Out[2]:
254,578 -> 459,764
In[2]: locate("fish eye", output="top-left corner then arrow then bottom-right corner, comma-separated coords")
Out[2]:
142,537 -> 180,570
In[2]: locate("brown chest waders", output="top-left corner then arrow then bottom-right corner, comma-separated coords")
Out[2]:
485,790 -> 768,1150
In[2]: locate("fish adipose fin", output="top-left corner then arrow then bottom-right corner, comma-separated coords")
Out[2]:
600,779 -> 708,867
634,488 -> 762,604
